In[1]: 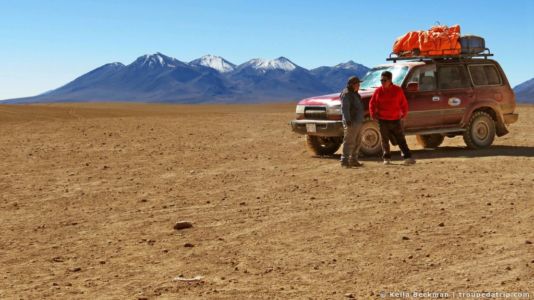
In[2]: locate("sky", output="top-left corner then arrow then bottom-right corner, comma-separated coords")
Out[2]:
0,0 -> 533,100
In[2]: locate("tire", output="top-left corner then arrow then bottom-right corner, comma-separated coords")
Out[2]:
416,134 -> 445,149
305,135 -> 342,156
359,120 -> 382,157
463,111 -> 496,149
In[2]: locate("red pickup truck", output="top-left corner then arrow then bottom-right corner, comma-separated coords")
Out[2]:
290,56 -> 519,156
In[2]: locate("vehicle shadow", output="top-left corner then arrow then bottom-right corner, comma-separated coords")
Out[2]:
409,145 -> 534,160
317,145 -> 534,161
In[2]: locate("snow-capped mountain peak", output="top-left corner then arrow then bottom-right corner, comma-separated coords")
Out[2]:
243,57 -> 298,72
190,55 -> 235,73
132,52 -> 184,69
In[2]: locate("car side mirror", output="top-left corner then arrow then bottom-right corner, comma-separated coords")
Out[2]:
406,82 -> 419,92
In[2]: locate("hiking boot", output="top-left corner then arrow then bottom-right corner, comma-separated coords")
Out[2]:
383,159 -> 391,165
403,158 -> 416,165
341,160 -> 350,168
350,160 -> 363,167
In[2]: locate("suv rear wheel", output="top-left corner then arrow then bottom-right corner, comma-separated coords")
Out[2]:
416,134 -> 445,149
305,135 -> 342,156
463,111 -> 496,149
360,120 -> 382,156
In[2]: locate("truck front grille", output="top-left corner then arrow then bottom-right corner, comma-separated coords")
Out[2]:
304,107 -> 327,120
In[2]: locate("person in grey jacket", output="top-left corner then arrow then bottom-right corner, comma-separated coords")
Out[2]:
340,76 -> 365,168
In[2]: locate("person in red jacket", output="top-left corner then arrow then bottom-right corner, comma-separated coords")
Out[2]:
369,71 -> 415,165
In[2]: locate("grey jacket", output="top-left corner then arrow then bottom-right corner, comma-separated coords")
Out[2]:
340,87 -> 364,124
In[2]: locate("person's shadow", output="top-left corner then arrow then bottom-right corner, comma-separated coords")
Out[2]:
318,145 -> 534,161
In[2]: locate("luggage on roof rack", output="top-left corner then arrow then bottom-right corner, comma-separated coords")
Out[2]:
389,25 -> 494,62
393,25 -> 462,58
460,35 -> 486,54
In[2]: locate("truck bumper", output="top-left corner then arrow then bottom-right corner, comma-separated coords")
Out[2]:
290,120 -> 344,137
503,113 -> 519,125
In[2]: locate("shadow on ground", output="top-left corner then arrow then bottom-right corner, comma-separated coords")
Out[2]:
315,145 -> 534,161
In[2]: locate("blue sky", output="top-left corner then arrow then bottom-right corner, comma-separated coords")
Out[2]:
0,0 -> 533,100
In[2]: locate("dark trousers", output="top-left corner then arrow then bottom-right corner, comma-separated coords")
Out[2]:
378,119 -> 412,159
341,122 -> 362,162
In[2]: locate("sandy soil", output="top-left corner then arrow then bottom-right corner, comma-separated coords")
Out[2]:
0,103 -> 533,299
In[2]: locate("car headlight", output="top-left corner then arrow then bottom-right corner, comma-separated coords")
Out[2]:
326,104 -> 341,115
296,105 -> 305,114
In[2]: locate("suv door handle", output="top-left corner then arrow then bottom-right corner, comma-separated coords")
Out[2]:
432,96 -> 440,102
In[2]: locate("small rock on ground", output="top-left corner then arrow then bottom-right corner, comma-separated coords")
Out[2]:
174,221 -> 193,230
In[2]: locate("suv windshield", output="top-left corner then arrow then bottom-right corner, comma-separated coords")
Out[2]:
360,65 -> 409,90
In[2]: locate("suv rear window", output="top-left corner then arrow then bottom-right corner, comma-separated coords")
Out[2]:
437,65 -> 470,90
468,65 -> 502,86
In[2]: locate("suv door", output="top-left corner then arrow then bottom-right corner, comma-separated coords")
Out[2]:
404,64 -> 443,129
436,64 -> 474,126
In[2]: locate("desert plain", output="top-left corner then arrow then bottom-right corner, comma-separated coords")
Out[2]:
0,103 -> 533,299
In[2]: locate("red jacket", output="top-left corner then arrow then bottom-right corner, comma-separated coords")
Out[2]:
369,84 -> 408,120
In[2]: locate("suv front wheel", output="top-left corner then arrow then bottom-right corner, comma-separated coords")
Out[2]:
463,111 -> 496,149
359,120 -> 382,157
305,135 -> 343,156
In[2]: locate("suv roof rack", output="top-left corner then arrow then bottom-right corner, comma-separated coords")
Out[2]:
386,48 -> 493,63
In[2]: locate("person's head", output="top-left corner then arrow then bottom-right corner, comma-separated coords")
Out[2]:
347,76 -> 362,91
380,71 -> 393,88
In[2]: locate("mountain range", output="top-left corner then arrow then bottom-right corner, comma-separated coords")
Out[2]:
513,78 -> 534,103
3,53 -> 370,104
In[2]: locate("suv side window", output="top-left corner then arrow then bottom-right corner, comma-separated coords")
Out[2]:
437,65 -> 470,90
468,64 -> 502,86
407,65 -> 437,92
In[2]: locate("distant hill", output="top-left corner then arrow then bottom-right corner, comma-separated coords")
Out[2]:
2,53 -> 369,104
514,78 -> 534,103
310,61 -> 369,92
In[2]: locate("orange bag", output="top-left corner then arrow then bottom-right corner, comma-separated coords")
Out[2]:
393,25 -> 461,57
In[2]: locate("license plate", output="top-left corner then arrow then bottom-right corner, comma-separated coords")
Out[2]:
306,123 -> 316,133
